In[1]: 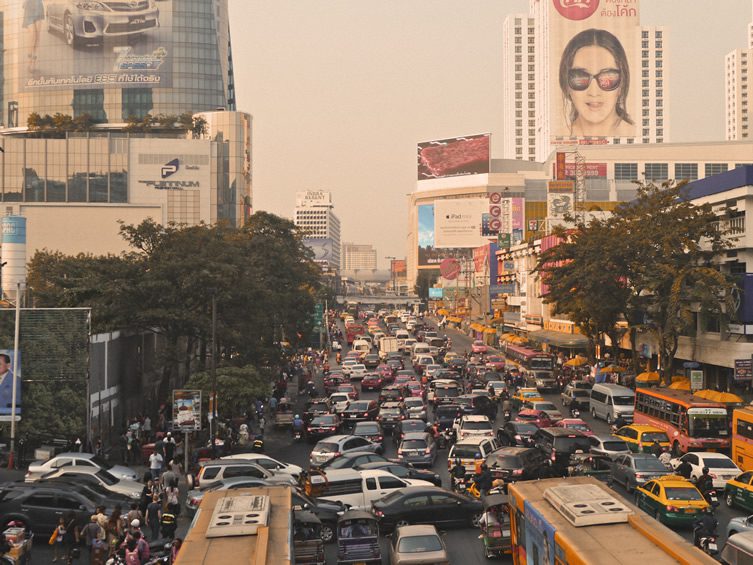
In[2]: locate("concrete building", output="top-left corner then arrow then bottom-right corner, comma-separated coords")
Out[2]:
294,190 -> 341,272
341,242 -> 377,273
725,5 -> 753,140
504,2 -> 669,161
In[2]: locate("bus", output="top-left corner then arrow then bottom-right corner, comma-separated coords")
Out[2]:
345,322 -> 366,345
634,388 -> 729,455
176,485 -> 292,565
732,407 -> 753,471
502,343 -> 555,372
508,476 -> 717,565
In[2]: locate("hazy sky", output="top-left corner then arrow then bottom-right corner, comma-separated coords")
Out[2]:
230,0 -> 753,268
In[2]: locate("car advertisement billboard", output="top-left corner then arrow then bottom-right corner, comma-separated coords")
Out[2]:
173,389 -> 201,432
417,203 -> 473,267
417,133 -> 490,180
549,0 -> 639,143
0,350 -> 21,421
13,0 -> 174,92
434,198 -> 486,248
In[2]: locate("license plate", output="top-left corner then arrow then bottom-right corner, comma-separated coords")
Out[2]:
502,529 -> 510,536
685,508 -> 696,513
708,543 -> 718,552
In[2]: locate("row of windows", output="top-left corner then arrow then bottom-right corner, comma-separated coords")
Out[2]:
613,162 -> 750,181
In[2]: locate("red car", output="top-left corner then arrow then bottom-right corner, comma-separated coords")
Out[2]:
377,364 -> 395,383
361,373 -> 384,391
514,409 -> 555,428
485,355 -> 506,371
337,384 -> 359,400
405,381 -> 425,399
471,340 -> 489,354
324,374 -> 345,395
554,418 -> 594,436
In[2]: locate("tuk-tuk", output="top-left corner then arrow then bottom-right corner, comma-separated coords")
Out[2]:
274,398 -> 294,427
479,493 -> 512,559
336,510 -> 381,565
293,511 -> 325,565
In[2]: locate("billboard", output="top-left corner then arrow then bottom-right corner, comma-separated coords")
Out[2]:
13,0 -> 174,92
428,287 -> 444,299
548,180 -> 575,219
304,239 -> 336,263
549,0 -> 640,142
417,133 -> 490,180
173,389 -> 201,432
434,198 -> 486,248
417,204 -> 473,267
473,244 -> 489,273
391,259 -> 407,275
0,350 -> 21,421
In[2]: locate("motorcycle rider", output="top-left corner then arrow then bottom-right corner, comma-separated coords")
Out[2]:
693,509 -> 718,549
696,467 -> 715,501
292,414 -> 305,437
658,446 -> 672,468
650,439 -> 663,458
675,457 -> 693,480
450,457 -> 466,490
475,463 -> 494,497
612,414 -> 627,431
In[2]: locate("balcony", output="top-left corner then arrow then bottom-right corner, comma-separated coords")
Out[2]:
714,215 -> 745,238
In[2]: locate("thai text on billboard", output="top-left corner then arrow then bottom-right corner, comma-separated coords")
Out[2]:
434,198 -> 486,248
12,0 -> 175,91
417,133 -> 490,180
549,0 -> 640,143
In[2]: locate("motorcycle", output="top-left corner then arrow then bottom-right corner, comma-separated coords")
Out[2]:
693,524 -> 719,555
293,429 -> 304,442
503,409 -> 512,423
252,434 -> 265,452
570,407 -> 581,419
702,487 -> 720,508
451,476 -> 468,495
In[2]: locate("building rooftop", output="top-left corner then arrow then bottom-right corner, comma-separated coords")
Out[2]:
684,165 -> 753,200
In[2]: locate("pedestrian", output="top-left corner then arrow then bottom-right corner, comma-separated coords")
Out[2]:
165,478 -> 180,516
106,508 -> 124,558
143,415 -> 152,442
149,449 -> 164,480
61,512 -> 80,562
161,463 -> 177,490
126,502 -> 143,526
51,516 -> 66,562
82,514 -> 106,564
146,495 -> 162,541
164,432 -> 176,463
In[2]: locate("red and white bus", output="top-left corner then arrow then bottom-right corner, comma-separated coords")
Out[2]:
502,343 -> 555,372
634,388 -> 729,455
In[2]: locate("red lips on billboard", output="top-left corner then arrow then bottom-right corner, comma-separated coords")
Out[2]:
440,258 -> 461,280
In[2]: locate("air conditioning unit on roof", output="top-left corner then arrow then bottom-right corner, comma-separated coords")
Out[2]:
205,494 -> 270,538
544,484 -> 632,527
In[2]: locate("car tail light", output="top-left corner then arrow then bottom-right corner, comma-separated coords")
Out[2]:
635,473 -> 645,479
512,469 -> 523,476
374,509 -> 384,517
397,449 -> 403,455
334,451 -> 341,458
363,412 -> 369,417
666,505 -> 679,512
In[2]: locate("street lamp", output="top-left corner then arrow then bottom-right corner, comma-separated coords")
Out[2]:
385,256 -> 396,295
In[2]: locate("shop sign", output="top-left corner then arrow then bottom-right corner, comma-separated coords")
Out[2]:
735,359 -> 753,381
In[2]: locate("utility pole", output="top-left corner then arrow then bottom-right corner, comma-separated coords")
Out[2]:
210,292 -> 217,455
8,281 -> 22,469
385,256 -> 396,295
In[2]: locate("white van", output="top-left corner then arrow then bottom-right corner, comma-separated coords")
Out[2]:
411,342 -> 431,359
589,383 -> 635,425
306,469 -> 431,509
395,330 -> 410,348
352,340 -> 371,357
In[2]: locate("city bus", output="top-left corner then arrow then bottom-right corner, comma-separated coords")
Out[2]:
502,343 -> 555,372
508,476 -> 717,565
634,388 -> 729,455
345,322 -> 366,345
732,407 -> 753,471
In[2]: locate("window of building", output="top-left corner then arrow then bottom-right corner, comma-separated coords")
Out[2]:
642,40 -> 649,48
655,30 -> 662,38
705,163 -> 729,176
615,163 -> 638,181
642,137 -> 650,144
642,99 -> 650,107
656,50 -> 663,58
656,60 -> 663,68
657,119 -> 663,126
657,109 -> 663,116
515,46 -> 522,53
674,163 -> 698,180
515,73 -> 522,81
642,70 -> 649,78
644,163 -> 668,180
656,89 -> 663,97
642,60 -> 649,68
642,30 -> 649,39
657,128 -> 663,136
656,70 -> 663,77
642,50 -> 649,58
515,36 -> 521,44
643,109 -> 650,117
657,79 -> 663,87
72,89 -> 106,122
643,119 -> 649,126
642,89 -> 649,97
121,88 -> 153,121
656,99 -> 663,107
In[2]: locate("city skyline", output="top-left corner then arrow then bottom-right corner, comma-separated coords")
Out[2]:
231,0 -> 752,268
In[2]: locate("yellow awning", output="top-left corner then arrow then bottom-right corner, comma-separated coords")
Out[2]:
437,308 -> 449,316
636,371 -> 660,384
447,317 -> 462,323
483,327 -> 497,334
470,323 -> 485,332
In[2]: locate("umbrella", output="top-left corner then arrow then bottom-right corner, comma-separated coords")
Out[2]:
669,380 -> 691,391
635,371 -> 660,384
692,389 -> 716,400
600,365 -> 626,373
564,355 -> 588,367
699,391 -> 744,404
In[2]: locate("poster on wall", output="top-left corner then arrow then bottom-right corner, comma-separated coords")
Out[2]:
0,350 -> 21,421
172,389 -> 202,432
12,0 -> 175,91
549,0 -> 640,142
417,134 -> 490,180
417,203 -> 473,267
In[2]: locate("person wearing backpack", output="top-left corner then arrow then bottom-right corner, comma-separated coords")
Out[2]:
123,538 -> 140,565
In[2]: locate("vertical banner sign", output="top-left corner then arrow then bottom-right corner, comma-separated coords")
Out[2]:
690,370 -> 704,391
0,350 -> 21,421
488,192 -> 502,234
173,390 -> 202,431
556,152 -> 567,180
549,0 -> 640,143
547,180 -> 576,219
511,197 -> 525,244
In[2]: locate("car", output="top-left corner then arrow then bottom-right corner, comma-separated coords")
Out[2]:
485,446 -> 551,482
37,476 -> 135,508
526,371 -> 558,393
471,340 -> 488,354
377,402 -> 406,432
379,385 -> 405,404
341,359 -> 358,376
447,437 -> 500,476
219,453 -> 303,479
561,384 -> 591,409
611,453 -> 670,493
317,451 -> 390,471
397,432 -> 437,468
306,414 -> 342,440
614,424 -> 671,454
669,452 -> 741,488
523,400 -> 563,422
496,421 -> 538,447
532,428 -> 591,475
25,452 -> 139,483
309,435 -> 383,467
356,461 -> 441,487
514,409 -> 556,428
725,513 -> 753,539
588,434 -> 632,458
352,421 -> 385,446
386,359 -> 404,374
433,403 -> 463,432
401,397 -> 427,421
340,399 -> 379,425
455,415 -> 494,440
185,477 -> 274,516
363,354 -> 380,369
425,364 -> 442,379
454,393 -> 496,420
372,486 -> 483,532
46,0 -> 160,48
394,419 -> 430,447
327,392 -> 351,413
336,383 -> 359,401
555,418 -> 594,436
304,398 -> 331,423
511,388 -> 544,410
485,356 -> 506,371
634,475 -> 709,525
389,524 -> 449,565
361,373 -> 384,391
350,364 -> 368,380
37,466 -> 143,500
195,459 -> 297,489
323,375 -> 346,395
725,471 -> 753,511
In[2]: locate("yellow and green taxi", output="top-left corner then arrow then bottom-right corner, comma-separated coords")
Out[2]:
511,388 -> 544,410
724,471 -> 753,512
613,424 -> 670,453
634,475 -> 710,526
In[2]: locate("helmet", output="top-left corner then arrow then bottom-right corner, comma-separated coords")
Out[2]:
295,414 -> 300,419
475,452 -> 482,459
455,457 -> 461,465
702,467 -> 709,474
131,519 -> 140,528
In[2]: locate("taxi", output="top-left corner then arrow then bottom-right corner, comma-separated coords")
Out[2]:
511,387 -> 544,410
444,351 -> 459,362
724,470 -> 753,512
634,475 -> 709,526
613,424 -> 670,453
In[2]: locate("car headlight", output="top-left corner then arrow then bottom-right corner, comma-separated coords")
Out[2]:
131,492 -> 141,499
75,1 -> 107,10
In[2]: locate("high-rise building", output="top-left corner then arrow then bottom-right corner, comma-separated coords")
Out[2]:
504,2 -> 670,161
0,1 -> 251,258
294,191 -> 341,272
341,243 -> 377,272
725,5 -> 753,140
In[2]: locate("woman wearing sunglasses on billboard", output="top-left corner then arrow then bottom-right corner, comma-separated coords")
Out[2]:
558,28 -> 634,138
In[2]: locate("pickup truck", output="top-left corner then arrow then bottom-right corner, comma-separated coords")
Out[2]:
306,468 -> 431,509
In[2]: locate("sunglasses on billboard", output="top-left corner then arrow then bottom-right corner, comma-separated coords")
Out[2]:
567,68 -> 622,92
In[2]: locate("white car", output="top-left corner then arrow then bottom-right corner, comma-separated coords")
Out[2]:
331,340 -> 342,351
328,393 -> 351,413
37,466 -> 143,500
454,415 -> 494,440
425,364 -> 442,379
26,452 -> 139,483
341,359 -> 358,375
350,364 -> 367,380
669,452 -> 741,488
220,453 -> 303,479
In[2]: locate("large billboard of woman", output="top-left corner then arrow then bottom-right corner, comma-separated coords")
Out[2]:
549,0 -> 640,143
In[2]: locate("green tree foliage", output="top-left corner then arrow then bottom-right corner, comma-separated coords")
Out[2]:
414,270 -> 439,300
184,365 -> 271,421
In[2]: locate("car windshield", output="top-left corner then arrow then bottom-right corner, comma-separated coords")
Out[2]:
312,416 -> 337,425
634,457 -> 668,472
702,457 -> 738,469
452,445 -> 482,458
664,487 -> 704,501
308,402 -> 328,412
573,391 -> 590,398
642,432 -> 669,443
402,440 -> 427,449
688,414 -> 729,439
612,395 -> 634,406
435,388 -> 459,398
350,402 -> 370,410
403,422 -> 425,432
95,470 -> 118,485
404,399 -> 423,407
536,403 -> 557,411
331,395 -> 349,402
565,423 -> 590,432
602,440 -> 629,451
554,437 -> 591,453
489,455 -> 522,468
398,534 -> 443,553
314,442 -> 338,453
356,423 -> 379,434
90,456 -> 112,470
463,421 -> 492,430
513,423 -> 538,434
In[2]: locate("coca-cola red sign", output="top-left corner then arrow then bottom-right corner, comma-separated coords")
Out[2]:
552,0 -> 599,20
440,258 -> 461,280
